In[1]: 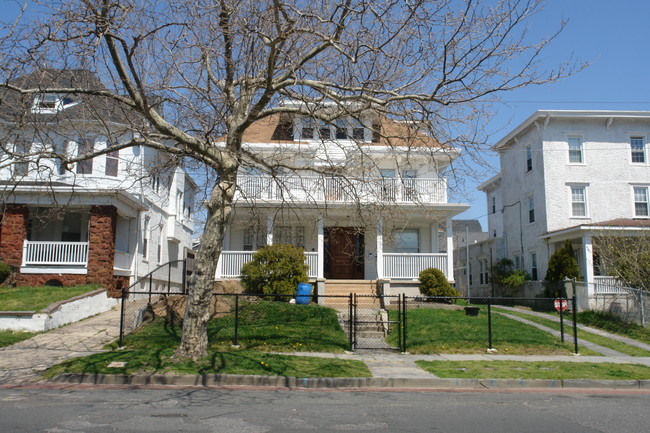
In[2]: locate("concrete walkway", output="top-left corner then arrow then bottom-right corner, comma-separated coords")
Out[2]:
0,308 -> 121,384
2,306 -> 650,387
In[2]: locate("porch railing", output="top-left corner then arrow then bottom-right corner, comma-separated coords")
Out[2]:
383,253 -> 448,279
236,174 -> 447,204
22,240 -> 89,266
593,276 -> 625,294
216,250 -> 319,278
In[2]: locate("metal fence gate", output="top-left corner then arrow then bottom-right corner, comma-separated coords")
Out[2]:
349,293 -> 404,352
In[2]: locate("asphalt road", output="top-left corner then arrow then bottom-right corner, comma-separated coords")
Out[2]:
1,387 -> 649,432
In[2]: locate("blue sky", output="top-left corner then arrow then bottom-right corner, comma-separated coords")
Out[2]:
3,0 -> 649,230
455,0 -> 650,228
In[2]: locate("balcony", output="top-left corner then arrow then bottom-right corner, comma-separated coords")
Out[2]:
22,240 -> 89,274
236,175 -> 447,204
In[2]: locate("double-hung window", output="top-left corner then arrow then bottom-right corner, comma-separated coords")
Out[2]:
634,186 -> 649,217
12,142 -> 30,176
568,136 -> 583,163
76,138 -> 93,174
631,137 -> 646,163
528,195 -> 535,223
105,148 -> 119,176
525,146 -> 532,172
393,229 -> 419,253
530,252 -> 538,280
571,186 -> 587,217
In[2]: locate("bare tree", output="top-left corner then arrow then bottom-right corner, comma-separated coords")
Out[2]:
0,0 -> 578,359
594,230 -> 650,291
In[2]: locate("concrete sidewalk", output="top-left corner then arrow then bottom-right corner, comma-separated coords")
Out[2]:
0,307 -> 121,384
2,306 -> 650,389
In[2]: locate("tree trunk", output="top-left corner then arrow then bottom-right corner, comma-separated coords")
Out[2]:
175,164 -> 237,360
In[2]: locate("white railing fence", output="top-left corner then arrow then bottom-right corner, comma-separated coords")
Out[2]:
383,253 -> 448,279
22,240 -> 89,266
593,276 -> 625,294
236,175 -> 447,204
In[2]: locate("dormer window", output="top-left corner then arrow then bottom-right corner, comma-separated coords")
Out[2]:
31,93 -> 79,114
301,118 -> 314,140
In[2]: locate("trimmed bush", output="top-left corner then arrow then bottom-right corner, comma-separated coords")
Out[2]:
240,244 -> 309,296
0,262 -> 11,285
418,268 -> 460,298
543,240 -> 580,298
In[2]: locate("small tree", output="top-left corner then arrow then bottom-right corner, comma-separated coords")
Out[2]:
240,244 -> 309,297
0,261 -> 11,285
544,240 -> 580,297
491,258 -> 530,296
419,268 -> 460,299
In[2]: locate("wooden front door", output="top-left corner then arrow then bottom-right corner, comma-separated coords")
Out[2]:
325,227 -> 365,279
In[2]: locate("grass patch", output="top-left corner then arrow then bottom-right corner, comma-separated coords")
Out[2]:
0,329 -> 35,348
208,300 -> 350,353
576,311 -> 650,345
496,308 -> 650,357
0,284 -> 100,311
417,360 -> 650,380
45,302 -> 370,378
389,308 -> 575,355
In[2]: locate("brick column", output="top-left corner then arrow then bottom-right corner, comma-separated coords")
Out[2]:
87,205 -> 117,291
0,204 -> 30,268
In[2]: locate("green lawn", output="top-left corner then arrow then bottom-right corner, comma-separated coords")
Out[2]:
417,360 -> 650,380
208,300 -> 350,353
495,308 -> 650,357
45,302 -> 370,378
389,307 -> 576,355
576,310 -> 650,345
0,284 -> 100,311
0,329 -> 35,348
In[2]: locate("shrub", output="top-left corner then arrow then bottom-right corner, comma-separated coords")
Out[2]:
0,261 -> 11,285
543,240 -> 580,298
240,244 -> 309,296
418,268 -> 460,298
491,258 -> 530,296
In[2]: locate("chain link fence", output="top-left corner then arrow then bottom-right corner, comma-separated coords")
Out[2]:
119,284 -> 578,354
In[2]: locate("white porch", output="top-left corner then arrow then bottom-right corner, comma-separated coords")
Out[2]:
215,212 -> 456,281
21,240 -> 90,274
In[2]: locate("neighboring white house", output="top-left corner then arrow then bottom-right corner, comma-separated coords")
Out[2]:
457,110 -> 650,299
0,69 -> 196,295
215,101 -> 469,294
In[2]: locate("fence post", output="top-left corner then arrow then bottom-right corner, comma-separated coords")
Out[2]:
402,293 -> 407,353
148,274 -> 153,304
234,294 -> 240,347
348,293 -> 354,351
118,287 -> 126,347
556,296 -> 560,340
640,291 -> 646,328
167,262 -> 172,293
573,295 -> 579,354
487,301 -> 493,350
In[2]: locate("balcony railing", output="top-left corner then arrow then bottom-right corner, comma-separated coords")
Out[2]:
22,240 -> 89,266
383,253 -> 448,279
236,175 -> 447,204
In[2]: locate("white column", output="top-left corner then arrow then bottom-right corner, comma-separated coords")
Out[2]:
317,216 -> 324,279
431,224 -> 439,253
446,217 -> 454,281
266,214 -> 274,246
582,234 -> 594,296
376,215 -> 384,279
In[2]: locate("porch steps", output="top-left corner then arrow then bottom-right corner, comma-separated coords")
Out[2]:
322,280 -> 380,309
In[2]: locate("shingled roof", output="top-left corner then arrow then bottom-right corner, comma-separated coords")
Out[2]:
0,69 -> 133,125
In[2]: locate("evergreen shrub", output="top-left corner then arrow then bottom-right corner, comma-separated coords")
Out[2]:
240,244 -> 309,297
0,262 -> 11,285
418,268 -> 460,299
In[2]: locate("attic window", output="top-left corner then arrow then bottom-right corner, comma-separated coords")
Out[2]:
31,94 -> 79,113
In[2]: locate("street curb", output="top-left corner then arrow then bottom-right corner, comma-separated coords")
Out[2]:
50,373 -> 650,390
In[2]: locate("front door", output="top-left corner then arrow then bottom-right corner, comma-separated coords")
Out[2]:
324,227 -> 364,279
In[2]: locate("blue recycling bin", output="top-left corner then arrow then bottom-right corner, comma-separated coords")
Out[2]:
295,283 -> 313,305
